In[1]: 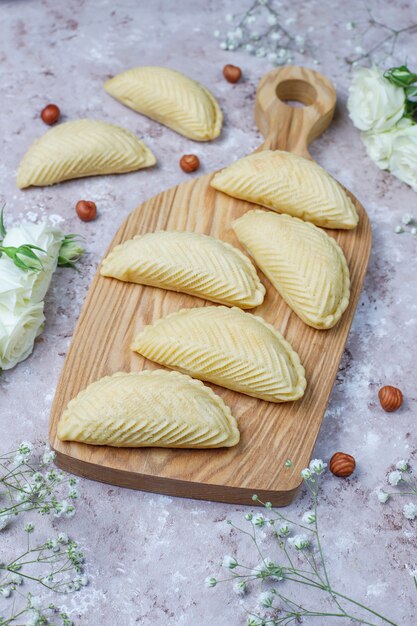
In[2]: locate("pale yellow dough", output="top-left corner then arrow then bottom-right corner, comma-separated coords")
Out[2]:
132,306 -> 306,402
104,66 -> 222,141
211,150 -> 359,230
17,119 -> 156,188
58,370 -> 239,448
100,231 -> 265,309
233,211 -> 350,330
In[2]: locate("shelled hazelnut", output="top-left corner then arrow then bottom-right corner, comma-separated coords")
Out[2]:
41,104 -> 60,125
76,200 -> 97,222
223,64 -> 242,83
179,154 -> 200,173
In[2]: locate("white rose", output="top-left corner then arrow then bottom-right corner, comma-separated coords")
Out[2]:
348,66 -> 405,132
361,118 -> 413,170
0,222 -> 64,307
0,303 -> 45,370
0,271 -> 29,310
389,124 -> 417,192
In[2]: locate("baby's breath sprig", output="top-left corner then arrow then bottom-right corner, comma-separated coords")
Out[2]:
207,459 -> 396,625
0,443 -> 87,625
0,443 -> 79,530
346,4 -> 417,67
377,459 -> 417,593
0,594 -> 72,626
394,213 -> 416,235
213,0 -> 312,65
0,526 -> 88,625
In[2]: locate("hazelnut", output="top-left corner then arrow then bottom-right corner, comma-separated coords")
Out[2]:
223,64 -> 242,84
330,452 -> 356,478
179,154 -> 200,173
41,104 -> 61,125
76,200 -> 97,222
378,385 -> 403,412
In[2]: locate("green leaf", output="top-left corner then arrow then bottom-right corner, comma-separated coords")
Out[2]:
0,244 -> 45,272
404,98 -> 417,119
384,65 -> 417,88
0,204 -> 6,240
406,85 -> 417,99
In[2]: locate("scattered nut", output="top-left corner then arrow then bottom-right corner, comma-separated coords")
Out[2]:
378,385 -> 403,412
41,104 -> 61,125
330,452 -> 356,478
76,200 -> 97,222
179,154 -> 200,173
223,64 -> 242,83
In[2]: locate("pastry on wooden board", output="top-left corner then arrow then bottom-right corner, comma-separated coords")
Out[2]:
100,230 -> 265,309
211,150 -> 358,229
104,66 -> 222,141
132,306 -> 306,402
17,119 -> 156,188
233,211 -> 350,329
58,370 -> 239,448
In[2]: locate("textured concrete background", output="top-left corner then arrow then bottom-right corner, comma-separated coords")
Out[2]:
1,0 -> 416,624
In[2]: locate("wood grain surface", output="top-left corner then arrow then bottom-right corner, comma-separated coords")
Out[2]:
49,66 -> 371,506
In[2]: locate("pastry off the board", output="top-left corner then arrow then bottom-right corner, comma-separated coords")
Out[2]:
211,150 -> 358,230
132,306 -> 306,402
104,66 -> 222,141
58,370 -> 239,448
100,230 -> 265,309
233,211 -> 350,330
17,119 -> 156,188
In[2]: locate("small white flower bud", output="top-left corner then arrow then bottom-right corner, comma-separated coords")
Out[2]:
253,513 -> 267,527
222,555 -> 238,569
388,470 -> 403,486
288,533 -> 310,550
302,511 -> 316,524
233,580 -> 246,596
396,459 -> 409,472
258,590 -> 274,608
377,490 -> 390,503
309,459 -> 327,474
404,502 -> 417,520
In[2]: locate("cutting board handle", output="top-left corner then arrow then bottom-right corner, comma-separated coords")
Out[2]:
254,65 -> 337,159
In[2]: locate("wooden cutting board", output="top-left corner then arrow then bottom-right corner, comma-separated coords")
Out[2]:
49,66 -> 371,506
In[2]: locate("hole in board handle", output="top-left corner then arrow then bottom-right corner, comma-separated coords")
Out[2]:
281,100 -> 306,108
275,79 -> 317,107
